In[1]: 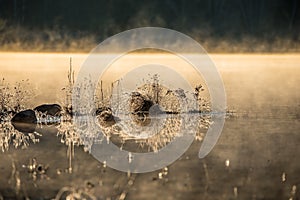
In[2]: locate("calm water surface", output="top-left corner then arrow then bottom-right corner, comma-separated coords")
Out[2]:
0,53 -> 299,199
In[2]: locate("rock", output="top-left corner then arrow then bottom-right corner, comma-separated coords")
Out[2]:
96,107 -> 112,117
96,107 -> 116,127
11,109 -> 37,133
129,92 -> 153,113
34,104 -> 62,116
129,92 -> 156,126
11,109 -> 37,124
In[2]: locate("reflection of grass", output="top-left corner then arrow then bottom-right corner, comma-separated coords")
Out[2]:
8,159 -> 21,198
0,78 -> 39,152
0,112 -> 40,152
58,59 -> 104,171
55,186 -> 97,200
56,120 -> 82,173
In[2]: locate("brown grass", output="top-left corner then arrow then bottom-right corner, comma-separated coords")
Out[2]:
0,26 -> 299,53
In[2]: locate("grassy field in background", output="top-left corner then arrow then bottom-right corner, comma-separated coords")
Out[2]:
0,26 -> 299,53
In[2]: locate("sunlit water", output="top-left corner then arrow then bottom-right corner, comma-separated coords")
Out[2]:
0,52 -> 299,199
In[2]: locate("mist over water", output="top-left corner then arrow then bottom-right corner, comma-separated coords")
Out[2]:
0,52 -> 299,199
1,53 -> 299,110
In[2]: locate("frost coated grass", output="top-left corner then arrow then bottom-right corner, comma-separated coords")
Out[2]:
0,78 -> 40,152
0,78 -> 35,113
107,77 -> 211,152
52,60 -> 212,169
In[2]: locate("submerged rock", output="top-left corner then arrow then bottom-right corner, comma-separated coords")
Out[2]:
11,109 -> 37,133
34,104 -> 62,116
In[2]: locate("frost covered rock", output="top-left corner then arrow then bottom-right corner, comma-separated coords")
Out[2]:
34,104 -> 62,116
129,92 -> 153,113
96,107 -> 116,127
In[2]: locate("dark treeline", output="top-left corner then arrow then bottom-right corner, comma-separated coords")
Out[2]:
0,0 -> 299,52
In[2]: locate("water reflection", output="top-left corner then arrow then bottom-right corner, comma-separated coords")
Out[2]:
1,54 -> 299,199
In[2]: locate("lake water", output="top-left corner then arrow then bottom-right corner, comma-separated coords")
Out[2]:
0,53 -> 299,199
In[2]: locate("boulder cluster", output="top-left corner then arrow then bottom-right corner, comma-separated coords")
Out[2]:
6,90 -> 180,133
7,103 -> 119,133
10,104 -> 62,133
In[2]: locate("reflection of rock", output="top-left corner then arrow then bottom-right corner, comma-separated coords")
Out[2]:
130,104 -> 165,126
96,107 -> 116,127
11,109 -> 37,133
34,104 -> 62,116
130,113 -> 151,126
149,104 -> 164,116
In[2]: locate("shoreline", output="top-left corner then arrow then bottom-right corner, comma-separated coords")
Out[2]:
1,51 -> 300,55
